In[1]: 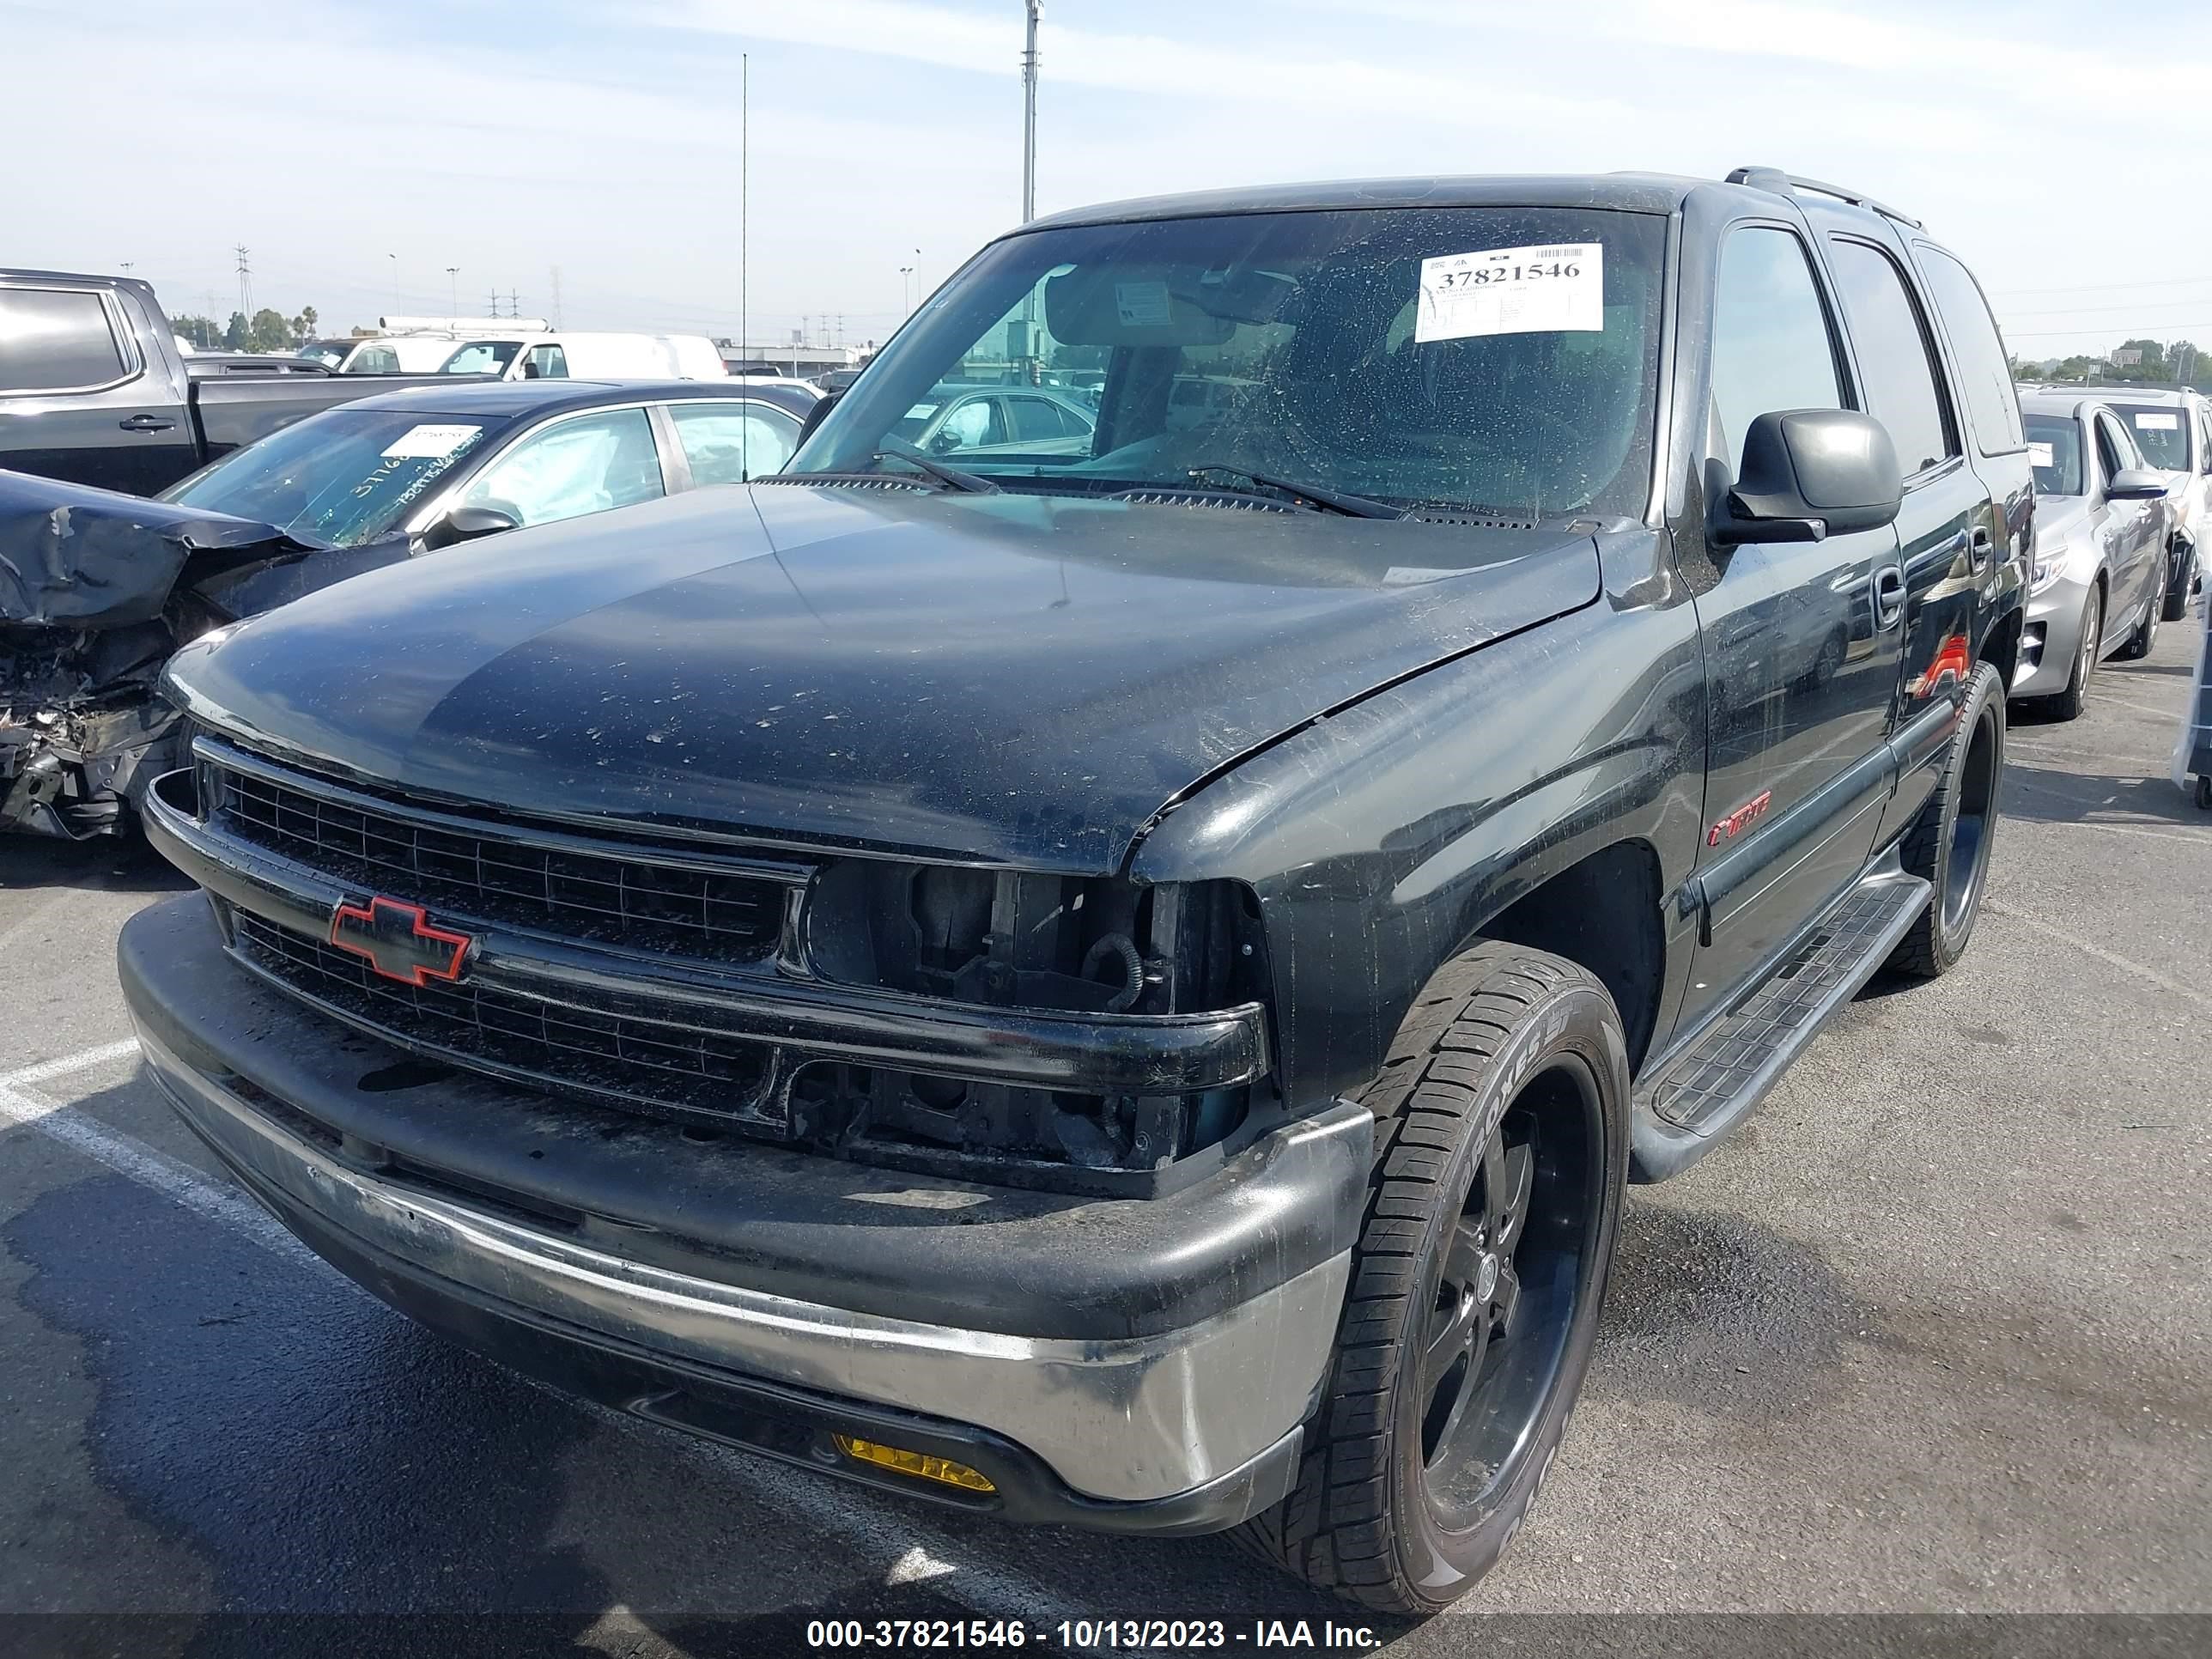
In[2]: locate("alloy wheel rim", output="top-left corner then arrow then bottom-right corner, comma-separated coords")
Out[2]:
2079,592 -> 2101,690
1418,1059 -> 1601,1531
1942,699 -> 1999,935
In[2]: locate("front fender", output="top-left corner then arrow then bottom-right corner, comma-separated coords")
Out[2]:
1130,585 -> 1705,1111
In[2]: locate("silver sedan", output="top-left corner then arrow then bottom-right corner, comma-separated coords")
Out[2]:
2012,390 -> 2172,717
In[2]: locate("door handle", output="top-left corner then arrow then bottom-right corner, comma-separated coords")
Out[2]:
1967,526 -> 1994,572
1874,566 -> 1905,628
118,414 -> 177,433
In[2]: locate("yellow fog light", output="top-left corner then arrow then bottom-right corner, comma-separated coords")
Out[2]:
834,1434 -> 996,1492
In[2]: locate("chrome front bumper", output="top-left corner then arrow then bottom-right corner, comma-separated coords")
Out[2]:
131,1014 -> 1348,1509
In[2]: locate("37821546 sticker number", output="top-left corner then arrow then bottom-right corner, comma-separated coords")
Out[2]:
1415,242 -> 1602,343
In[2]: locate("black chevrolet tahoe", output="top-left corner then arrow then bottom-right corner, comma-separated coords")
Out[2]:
119,167 -> 2028,1613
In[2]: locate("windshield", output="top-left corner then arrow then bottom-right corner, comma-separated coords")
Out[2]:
791,206 -> 1665,519
295,340 -> 351,369
2024,414 -> 2083,495
2112,404 -> 2192,472
440,340 -> 522,375
160,408 -> 500,545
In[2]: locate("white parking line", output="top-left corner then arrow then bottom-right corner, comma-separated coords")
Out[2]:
0,1054 -> 1116,1647
3,1036 -> 145,1090
1984,902 -> 2212,1013
0,1069 -> 313,1259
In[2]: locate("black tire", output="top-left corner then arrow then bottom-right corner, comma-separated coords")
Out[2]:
2117,586 -> 2158,660
1887,660 -> 2003,978
1233,943 -> 1630,1615
2197,775 -> 2212,812
2161,561 -> 2192,623
2045,581 -> 2101,721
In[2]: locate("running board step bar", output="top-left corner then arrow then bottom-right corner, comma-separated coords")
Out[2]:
1630,869 -> 1932,1182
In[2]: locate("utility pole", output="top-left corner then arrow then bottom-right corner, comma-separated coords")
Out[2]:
741,52 -> 749,368
550,266 -> 563,330
1021,2 -> 1042,222
234,246 -> 252,320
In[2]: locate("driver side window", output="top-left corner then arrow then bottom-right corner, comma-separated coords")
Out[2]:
1710,227 -> 1845,474
459,407 -> 665,530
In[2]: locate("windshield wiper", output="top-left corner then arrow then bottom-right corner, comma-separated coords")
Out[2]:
870,445 -> 1000,494
1186,464 -> 1402,520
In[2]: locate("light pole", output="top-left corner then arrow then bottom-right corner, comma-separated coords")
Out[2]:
899,264 -> 915,314
388,252 -> 398,314
446,265 -> 459,315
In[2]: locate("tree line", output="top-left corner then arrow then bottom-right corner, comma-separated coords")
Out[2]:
169,307 -> 325,354
2014,337 -> 2207,386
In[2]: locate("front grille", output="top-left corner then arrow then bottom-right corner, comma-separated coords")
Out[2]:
208,758 -> 787,964
231,911 -> 775,1126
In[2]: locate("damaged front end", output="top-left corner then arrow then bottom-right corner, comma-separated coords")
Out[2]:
0,471 -> 336,838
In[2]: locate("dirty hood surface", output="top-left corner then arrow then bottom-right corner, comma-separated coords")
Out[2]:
0,468 -> 319,630
168,483 -> 1601,869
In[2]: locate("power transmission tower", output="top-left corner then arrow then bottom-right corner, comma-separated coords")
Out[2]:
489,287 -> 501,318
234,246 -> 252,319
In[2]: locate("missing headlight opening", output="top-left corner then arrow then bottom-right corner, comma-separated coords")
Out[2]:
798,866 -> 1271,1183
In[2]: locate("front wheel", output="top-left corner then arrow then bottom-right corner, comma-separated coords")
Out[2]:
1887,660 -> 2003,978
1235,943 -> 1629,1615
2045,582 -> 2102,721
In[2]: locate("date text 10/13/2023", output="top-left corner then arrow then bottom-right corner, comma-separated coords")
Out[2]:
804,1619 -> 1383,1650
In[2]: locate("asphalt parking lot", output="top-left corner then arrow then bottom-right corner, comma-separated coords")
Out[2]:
2,620 -> 2208,1658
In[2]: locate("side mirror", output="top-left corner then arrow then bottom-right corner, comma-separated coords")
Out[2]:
928,428 -> 964,454
1712,409 -> 1902,547
422,504 -> 520,550
2106,468 -> 2170,501
793,389 -> 842,449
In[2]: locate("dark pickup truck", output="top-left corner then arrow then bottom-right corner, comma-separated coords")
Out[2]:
0,270 -> 471,495
121,167 -> 2027,1613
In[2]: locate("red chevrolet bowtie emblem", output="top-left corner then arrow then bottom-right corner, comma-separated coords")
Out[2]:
328,896 -> 474,987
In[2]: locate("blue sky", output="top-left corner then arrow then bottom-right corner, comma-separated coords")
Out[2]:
7,0 -> 2209,357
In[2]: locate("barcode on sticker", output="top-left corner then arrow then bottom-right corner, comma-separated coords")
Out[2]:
1416,243 -> 1602,343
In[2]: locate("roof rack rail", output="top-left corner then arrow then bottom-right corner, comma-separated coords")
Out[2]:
1723,166 -> 1924,231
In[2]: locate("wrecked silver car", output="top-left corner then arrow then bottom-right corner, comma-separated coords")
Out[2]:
0,470 -> 397,837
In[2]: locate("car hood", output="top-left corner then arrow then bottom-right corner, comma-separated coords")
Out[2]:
0,467 -> 322,630
167,483 -> 1601,870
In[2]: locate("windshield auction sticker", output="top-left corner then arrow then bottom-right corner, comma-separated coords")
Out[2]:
1416,243 -> 1602,342
381,422 -> 484,460
2134,412 -> 2179,430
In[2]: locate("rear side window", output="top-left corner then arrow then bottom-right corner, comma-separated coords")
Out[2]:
0,288 -> 131,392
1911,246 -> 2024,454
1710,227 -> 1844,472
524,344 -> 569,380
670,401 -> 801,483
1825,239 -> 1953,477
